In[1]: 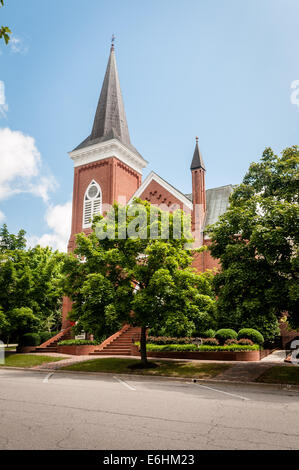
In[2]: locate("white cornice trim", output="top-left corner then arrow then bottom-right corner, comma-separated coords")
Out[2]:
69,139 -> 148,175
128,171 -> 193,210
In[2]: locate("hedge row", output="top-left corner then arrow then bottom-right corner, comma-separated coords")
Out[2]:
135,343 -> 260,352
58,339 -> 99,346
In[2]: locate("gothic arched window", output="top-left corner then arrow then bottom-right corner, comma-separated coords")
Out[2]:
83,180 -> 102,228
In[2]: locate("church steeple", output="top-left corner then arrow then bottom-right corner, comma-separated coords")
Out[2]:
90,41 -> 131,145
190,137 -> 205,171
74,41 -> 135,152
191,136 -> 206,215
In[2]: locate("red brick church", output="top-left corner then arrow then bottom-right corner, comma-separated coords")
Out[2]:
62,43 -> 234,329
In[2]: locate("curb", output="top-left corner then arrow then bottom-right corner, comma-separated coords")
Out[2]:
1,365 -> 299,392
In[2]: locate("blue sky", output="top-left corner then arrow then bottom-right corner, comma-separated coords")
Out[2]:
0,0 -> 298,249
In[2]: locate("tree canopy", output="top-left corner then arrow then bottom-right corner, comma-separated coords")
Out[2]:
0,225 -> 64,341
208,146 -> 299,339
62,200 -> 216,363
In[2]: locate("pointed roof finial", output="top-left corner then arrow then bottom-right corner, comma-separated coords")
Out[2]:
111,34 -> 115,51
190,136 -> 206,171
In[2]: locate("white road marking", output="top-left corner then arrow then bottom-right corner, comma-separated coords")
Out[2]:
195,383 -> 250,401
113,376 -> 136,391
43,373 -> 54,383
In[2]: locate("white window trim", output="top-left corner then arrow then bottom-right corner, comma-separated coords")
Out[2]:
83,180 -> 102,228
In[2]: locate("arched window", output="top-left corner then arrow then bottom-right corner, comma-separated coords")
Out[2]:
83,180 -> 102,228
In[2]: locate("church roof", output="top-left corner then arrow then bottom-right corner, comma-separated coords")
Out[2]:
204,184 -> 234,227
190,137 -> 205,170
186,184 -> 234,228
73,44 -> 141,157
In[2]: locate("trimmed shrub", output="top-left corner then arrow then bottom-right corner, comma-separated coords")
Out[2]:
198,344 -> 259,352
146,344 -> 198,352
215,329 -> 238,344
144,343 -> 259,352
225,339 -> 238,345
58,339 -> 99,346
19,333 -> 41,347
238,328 -> 264,346
238,338 -> 254,346
202,337 -> 219,346
199,329 -> 216,338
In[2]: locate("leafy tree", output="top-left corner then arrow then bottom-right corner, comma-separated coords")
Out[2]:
208,146 -> 299,340
0,224 -> 26,252
62,200 -> 215,364
0,238 -> 64,342
0,0 -> 11,45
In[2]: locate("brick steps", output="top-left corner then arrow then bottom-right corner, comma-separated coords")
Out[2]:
90,326 -> 141,356
31,327 -> 72,354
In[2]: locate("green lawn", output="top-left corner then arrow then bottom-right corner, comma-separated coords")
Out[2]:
256,365 -> 299,385
62,357 -> 230,378
0,353 -> 64,368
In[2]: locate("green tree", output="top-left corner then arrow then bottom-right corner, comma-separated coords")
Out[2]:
0,224 -> 26,252
62,200 -> 215,364
208,146 -> 299,340
0,0 -> 11,45
0,236 -> 64,342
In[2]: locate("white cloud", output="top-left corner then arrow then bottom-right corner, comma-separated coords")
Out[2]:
10,36 -> 28,54
0,210 -> 5,223
28,201 -> 72,252
0,127 -> 56,203
0,81 -> 8,117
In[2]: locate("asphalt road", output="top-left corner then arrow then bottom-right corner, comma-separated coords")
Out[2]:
0,368 -> 298,450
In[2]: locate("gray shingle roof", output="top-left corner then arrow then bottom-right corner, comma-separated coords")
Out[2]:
73,46 -> 141,156
204,184 -> 234,228
185,184 -> 235,228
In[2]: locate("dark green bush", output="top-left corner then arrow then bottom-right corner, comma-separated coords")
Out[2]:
19,333 -> 41,346
238,328 -> 264,345
202,337 -> 219,346
199,329 -> 216,338
215,329 -> 238,344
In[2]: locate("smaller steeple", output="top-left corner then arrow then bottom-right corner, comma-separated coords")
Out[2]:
190,137 -> 205,171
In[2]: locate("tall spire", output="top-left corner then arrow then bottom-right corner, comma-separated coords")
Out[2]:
190,137 -> 205,171
90,40 -> 131,145
74,40 -> 133,152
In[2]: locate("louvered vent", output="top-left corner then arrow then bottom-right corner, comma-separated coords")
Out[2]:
83,180 -> 102,228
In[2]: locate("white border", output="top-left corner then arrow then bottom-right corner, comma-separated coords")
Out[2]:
69,139 -> 148,175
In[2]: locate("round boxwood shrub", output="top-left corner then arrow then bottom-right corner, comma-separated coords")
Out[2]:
238,328 -> 264,345
19,333 -> 41,347
215,329 -> 238,345
202,337 -> 219,346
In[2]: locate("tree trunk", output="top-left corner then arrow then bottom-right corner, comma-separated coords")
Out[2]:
140,326 -> 147,365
